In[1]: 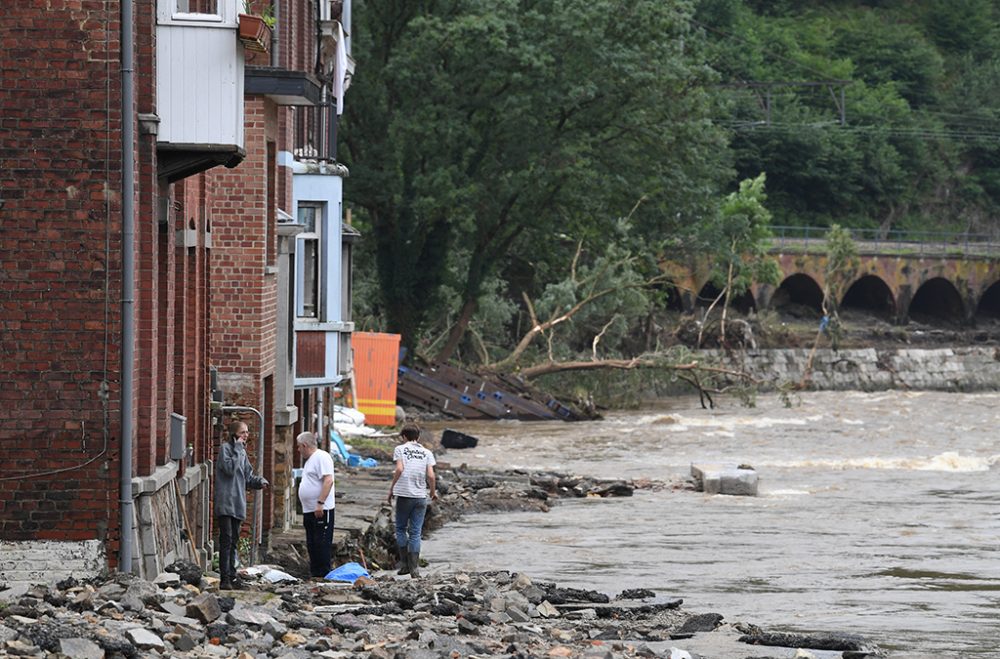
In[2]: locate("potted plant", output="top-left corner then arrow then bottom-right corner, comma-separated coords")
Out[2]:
238,1 -> 276,53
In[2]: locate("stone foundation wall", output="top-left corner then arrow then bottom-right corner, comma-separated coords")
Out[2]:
0,540 -> 104,585
712,347 -> 1000,391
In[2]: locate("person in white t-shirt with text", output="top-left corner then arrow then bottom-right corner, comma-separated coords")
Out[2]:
387,423 -> 437,578
296,431 -> 336,578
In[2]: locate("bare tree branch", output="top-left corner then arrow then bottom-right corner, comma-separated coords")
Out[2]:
570,240 -> 582,284
591,315 -> 619,360
517,356 -> 757,381
696,286 -> 727,348
494,273 -> 668,371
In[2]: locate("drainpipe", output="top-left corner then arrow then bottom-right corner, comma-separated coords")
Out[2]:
221,405 -> 266,565
270,0 -> 279,65
119,0 -> 137,574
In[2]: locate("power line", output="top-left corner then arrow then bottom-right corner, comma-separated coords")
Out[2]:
718,120 -> 1000,144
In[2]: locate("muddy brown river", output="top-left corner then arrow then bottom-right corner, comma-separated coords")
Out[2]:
421,390 -> 1000,658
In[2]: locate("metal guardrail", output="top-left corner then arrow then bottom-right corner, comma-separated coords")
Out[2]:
769,225 -> 1000,258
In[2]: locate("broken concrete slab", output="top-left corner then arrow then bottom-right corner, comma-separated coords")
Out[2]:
690,463 -> 759,496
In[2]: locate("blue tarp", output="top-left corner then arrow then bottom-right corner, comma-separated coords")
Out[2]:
330,429 -> 378,468
325,562 -> 370,583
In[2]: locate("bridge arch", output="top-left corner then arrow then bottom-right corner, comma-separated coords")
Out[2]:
975,280 -> 1000,319
695,280 -> 757,314
657,280 -> 685,312
770,273 -> 823,316
664,249 -> 999,326
909,277 -> 965,324
840,274 -> 896,319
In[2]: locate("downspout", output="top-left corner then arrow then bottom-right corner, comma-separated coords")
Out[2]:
119,0 -> 137,574
221,405 -> 266,565
270,0 -> 279,65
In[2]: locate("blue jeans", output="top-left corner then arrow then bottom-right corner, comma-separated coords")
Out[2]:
394,496 -> 428,554
303,508 -> 335,577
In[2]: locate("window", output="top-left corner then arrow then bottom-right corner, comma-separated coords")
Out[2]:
298,203 -> 323,319
175,0 -> 218,13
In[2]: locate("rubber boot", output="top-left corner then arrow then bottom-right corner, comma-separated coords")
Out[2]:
408,552 -> 421,579
395,546 -> 410,575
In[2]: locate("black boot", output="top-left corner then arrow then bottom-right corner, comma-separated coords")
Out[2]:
408,552 -> 421,579
395,546 -> 410,575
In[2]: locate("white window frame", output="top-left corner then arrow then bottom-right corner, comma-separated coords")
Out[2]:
158,0 -> 235,25
296,202 -> 325,320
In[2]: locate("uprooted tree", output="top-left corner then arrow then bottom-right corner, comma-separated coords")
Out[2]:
448,219 -> 763,408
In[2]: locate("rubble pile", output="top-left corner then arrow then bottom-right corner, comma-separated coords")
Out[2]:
0,566 -> 703,658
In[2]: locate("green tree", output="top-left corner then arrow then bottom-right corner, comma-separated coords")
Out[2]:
699,173 -> 780,346
341,0 -> 728,356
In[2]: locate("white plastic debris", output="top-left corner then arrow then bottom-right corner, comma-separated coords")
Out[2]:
262,568 -> 298,584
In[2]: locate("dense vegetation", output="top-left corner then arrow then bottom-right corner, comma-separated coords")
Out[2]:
340,0 -> 1000,383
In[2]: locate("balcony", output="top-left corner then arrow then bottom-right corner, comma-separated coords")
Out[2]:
318,0 -> 355,97
292,105 -> 337,163
155,0 -> 246,181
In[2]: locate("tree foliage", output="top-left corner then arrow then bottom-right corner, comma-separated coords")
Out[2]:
341,0 -> 1000,406
341,0 -> 729,353
698,0 -> 1000,236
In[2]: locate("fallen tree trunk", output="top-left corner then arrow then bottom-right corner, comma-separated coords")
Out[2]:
517,357 -> 757,381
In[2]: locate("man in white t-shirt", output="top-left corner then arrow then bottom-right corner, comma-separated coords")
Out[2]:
296,431 -> 336,578
387,424 -> 437,578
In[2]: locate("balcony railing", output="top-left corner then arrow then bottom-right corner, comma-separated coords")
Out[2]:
292,104 -> 337,162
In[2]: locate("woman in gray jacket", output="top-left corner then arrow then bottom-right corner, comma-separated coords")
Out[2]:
215,421 -> 268,590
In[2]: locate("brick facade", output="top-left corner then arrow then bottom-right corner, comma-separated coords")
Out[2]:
3,0 -> 353,581
1,0 -> 215,579
0,1 -> 124,556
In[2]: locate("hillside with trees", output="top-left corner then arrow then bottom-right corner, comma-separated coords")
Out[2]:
339,0 -> 1000,402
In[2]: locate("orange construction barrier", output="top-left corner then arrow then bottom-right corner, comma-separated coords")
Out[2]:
351,332 -> 401,425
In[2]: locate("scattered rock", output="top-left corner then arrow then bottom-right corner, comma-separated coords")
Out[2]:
670,612 -> 724,638
165,560 -> 204,586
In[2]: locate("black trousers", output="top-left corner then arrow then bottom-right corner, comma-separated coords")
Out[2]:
217,515 -> 242,582
303,508 -> 335,577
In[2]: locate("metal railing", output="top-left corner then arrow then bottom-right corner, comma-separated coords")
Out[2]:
769,225 -> 1000,258
292,104 -> 338,163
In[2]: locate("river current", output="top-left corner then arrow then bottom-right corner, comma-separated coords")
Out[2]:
421,390 -> 1000,657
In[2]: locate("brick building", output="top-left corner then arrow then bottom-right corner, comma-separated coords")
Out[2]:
0,0 -> 354,581
209,0 -> 356,552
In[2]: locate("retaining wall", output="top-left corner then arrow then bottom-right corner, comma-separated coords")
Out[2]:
712,347 -> 1000,391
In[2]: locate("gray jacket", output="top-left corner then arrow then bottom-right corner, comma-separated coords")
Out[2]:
214,440 -> 267,520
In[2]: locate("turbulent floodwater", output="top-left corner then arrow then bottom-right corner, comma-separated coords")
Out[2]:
420,391 -> 1000,658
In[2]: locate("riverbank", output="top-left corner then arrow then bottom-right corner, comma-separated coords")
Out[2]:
714,345 -> 1000,392
262,458 -> 881,658
0,460 -> 882,658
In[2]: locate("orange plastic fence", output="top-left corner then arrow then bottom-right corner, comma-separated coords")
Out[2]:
351,332 -> 401,425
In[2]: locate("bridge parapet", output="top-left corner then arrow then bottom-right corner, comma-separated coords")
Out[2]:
770,225 -> 1000,258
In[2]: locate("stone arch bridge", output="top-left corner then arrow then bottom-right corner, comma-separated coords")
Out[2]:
664,235 -> 1000,325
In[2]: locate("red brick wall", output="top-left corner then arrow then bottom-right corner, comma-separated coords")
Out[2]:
1,1 -> 217,571
208,95 -> 279,536
0,0 -> 124,545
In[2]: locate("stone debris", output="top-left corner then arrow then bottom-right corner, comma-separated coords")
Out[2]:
0,566 -> 698,658
0,564 -> 882,658
689,463 -> 759,496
